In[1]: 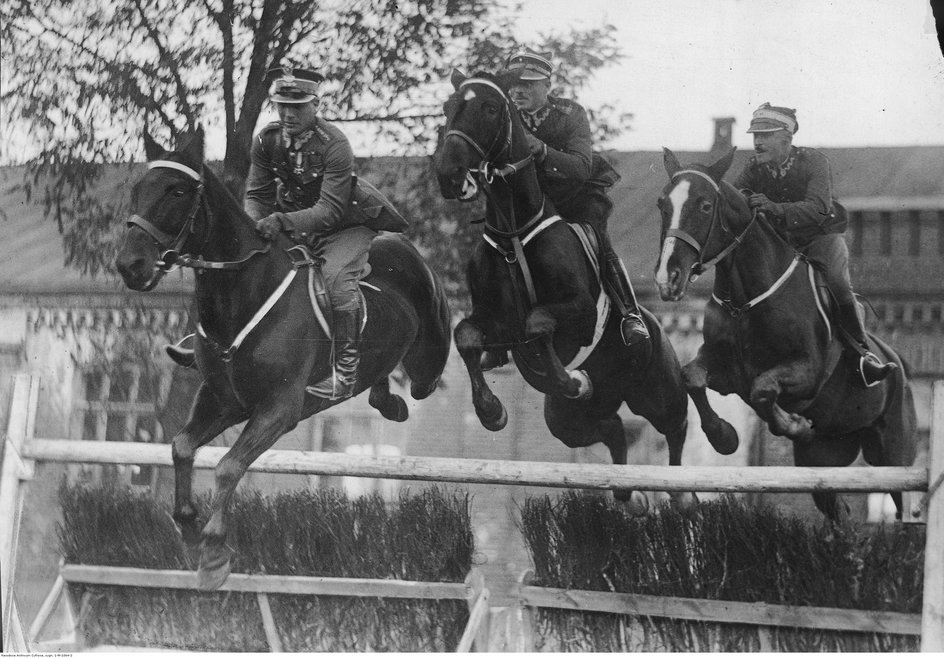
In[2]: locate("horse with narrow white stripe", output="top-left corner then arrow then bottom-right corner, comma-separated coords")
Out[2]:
654,147 -> 918,521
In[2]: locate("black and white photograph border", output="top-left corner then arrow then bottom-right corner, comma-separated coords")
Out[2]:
1,0 -> 943,653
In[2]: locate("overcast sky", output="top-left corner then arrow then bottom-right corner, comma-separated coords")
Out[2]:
512,0 -> 944,151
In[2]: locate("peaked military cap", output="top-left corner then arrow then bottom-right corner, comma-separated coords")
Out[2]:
747,102 -> 799,134
505,51 -> 554,81
267,66 -> 324,104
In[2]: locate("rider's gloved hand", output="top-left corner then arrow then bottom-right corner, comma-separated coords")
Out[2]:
747,193 -> 782,220
524,133 -> 548,163
255,213 -> 288,240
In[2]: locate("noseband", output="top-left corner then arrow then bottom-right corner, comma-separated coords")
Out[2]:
445,78 -> 536,187
665,169 -> 756,278
127,160 -> 207,271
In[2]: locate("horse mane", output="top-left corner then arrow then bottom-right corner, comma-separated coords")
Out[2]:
200,164 -> 260,232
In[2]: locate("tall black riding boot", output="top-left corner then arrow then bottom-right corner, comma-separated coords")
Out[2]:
165,333 -> 197,369
308,308 -> 361,400
838,302 -> 897,387
602,247 -> 650,347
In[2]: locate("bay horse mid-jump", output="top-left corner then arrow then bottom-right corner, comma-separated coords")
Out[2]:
116,128 -> 452,588
654,147 -> 918,519
435,71 -> 737,508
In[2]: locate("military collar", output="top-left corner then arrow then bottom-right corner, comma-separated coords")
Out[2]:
521,103 -> 552,132
282,127 -> 315,151
763,146 -> 798,179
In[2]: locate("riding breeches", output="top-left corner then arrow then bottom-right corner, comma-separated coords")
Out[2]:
798,233 -> 854,306
556,186 -> 613,235
313,225 -> 377,311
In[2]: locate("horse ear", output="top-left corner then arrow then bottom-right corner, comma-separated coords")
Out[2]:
178,126 -> 205,166
450,68 -> 467,90
143,130 -> 165,162
706,147 -> 737,183
663,148 -> 682,177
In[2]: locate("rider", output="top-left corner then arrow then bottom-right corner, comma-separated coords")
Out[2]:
480,50 -> 649,370
166,66 -> 377,401
732,102 -> 897,387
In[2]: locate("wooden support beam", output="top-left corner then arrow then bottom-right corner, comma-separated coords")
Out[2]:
922,381 -> 944,651
520,586 -> 922,636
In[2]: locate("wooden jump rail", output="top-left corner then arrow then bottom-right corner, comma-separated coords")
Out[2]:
28,563 -> 489,653
3,374 -> 944,652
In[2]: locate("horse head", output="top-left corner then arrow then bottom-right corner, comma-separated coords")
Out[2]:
654,147 -> 749,301
435,69 -> 534,202
116,128 -> 208,291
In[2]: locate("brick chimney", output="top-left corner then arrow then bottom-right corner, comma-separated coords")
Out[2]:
709,117 -> 735,157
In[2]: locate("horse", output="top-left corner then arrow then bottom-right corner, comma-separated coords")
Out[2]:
435,70 -> 738,509
654,147 -> 918,520
115,128 -> 452,589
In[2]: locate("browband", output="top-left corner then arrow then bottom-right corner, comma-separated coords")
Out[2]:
148,160 -> 202,181
672,169 -> 719,192
459,77 -> 507,99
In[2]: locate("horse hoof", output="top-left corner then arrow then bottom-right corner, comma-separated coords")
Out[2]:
479,404 -> 508,432
379,394 -> 409,422
616,490 -> 649,515
707,419 -> 740,455
564,370 -> 593,400
198,542 -> 233,591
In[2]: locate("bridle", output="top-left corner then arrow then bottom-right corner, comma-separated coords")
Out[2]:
663,169 -> 757,279
444,78 -> 538,221
127,159 -> 268,272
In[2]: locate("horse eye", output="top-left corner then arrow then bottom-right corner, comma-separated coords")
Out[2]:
656,197 -> 665,209
482,102 -> 499,116
173,188 -> 186,198
701,201 -> 713,213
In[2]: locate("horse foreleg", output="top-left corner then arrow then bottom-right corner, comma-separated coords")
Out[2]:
172,383 -> 247,546
525,308 -> 587,399
198,395 -> 301,590
682,351 -> 739,455
454,318 -> 507,432
750,362 -> 816,442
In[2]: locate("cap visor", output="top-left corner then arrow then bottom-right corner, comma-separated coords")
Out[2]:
270,93 -> 317,104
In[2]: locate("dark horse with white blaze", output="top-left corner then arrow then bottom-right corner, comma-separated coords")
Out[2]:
435,71 -> 737,506
115,129 -> 452,589
654,147 -> 918,519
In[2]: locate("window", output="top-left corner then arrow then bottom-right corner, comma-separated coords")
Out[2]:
909,210 -> 921,256
880,211 -> 892,256
72,363 -> 169,489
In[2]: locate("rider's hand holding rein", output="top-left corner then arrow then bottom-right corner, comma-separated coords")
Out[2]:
746,193 -> 782,222
255,212 -> 289,240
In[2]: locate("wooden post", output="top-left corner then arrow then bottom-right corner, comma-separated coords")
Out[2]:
921,381 -> 944,652
1,374 -> 38,652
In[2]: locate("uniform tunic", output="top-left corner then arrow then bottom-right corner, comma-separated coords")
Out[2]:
732,146 -> 854,304
523,96 -> 618,229
244,120 -> 375,310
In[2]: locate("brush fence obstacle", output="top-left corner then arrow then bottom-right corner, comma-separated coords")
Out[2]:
3,373 -> 943,651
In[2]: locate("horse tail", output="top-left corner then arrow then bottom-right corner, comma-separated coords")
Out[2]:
380,234 -> 452,399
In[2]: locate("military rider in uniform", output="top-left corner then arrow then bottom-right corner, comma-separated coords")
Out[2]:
480,51 -> 649,370
167,66 -> 380,400
732,102 -> 896,387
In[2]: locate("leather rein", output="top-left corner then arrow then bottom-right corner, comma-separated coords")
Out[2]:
127,159 -> 270,272
666,169 -> 803,317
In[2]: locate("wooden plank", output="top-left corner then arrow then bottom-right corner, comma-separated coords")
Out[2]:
60,564 -> 470,600
256,592 -> 283,653
27,574 -> 64,645
1,374 -> 37,650
23,438 -> 928,493
520,586 -> 922,636
456,588 -> 490,652
922,381 -> 944,651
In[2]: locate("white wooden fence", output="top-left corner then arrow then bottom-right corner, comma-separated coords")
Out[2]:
2,373 -> 943,652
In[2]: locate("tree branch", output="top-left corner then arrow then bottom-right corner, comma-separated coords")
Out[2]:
130,0 -> 197,127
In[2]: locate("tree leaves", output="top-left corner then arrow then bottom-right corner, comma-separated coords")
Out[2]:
2,0 -> 627,285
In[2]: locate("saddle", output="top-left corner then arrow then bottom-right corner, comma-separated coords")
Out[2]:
286,245 -> 372,340
563,222 -> 611,370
